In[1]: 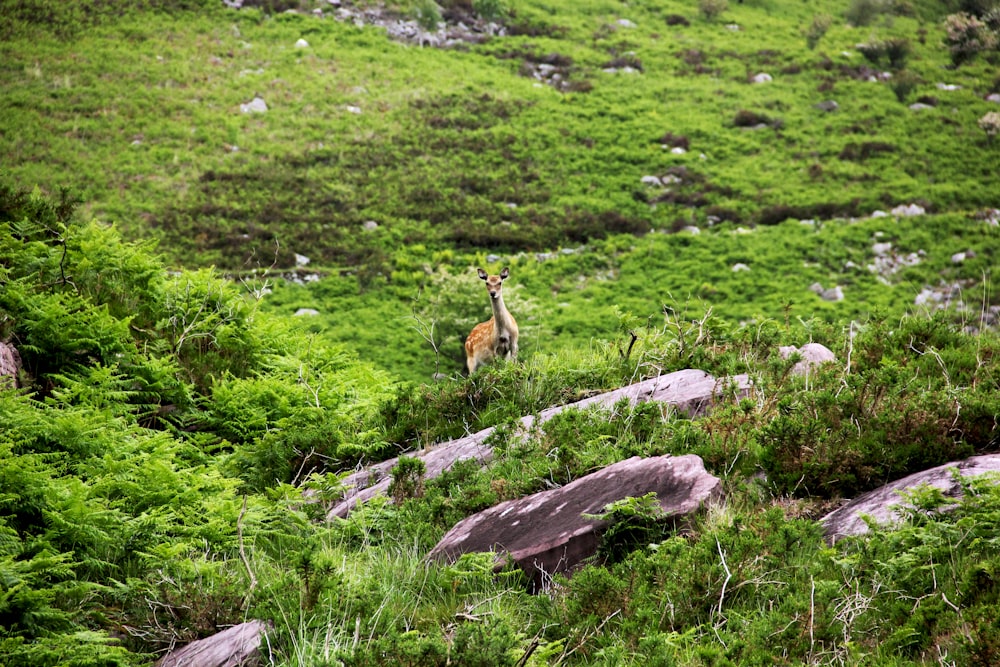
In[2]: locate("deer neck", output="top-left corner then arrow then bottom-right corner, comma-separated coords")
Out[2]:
490,294 -> 514,334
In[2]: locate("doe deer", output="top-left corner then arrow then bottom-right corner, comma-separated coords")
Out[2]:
464,267 -> 519,374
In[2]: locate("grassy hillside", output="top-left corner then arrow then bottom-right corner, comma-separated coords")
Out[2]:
2,0 -> 1000,665
3,0 -> 998,381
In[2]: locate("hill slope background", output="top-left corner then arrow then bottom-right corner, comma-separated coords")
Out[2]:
2,0 -> 1000,665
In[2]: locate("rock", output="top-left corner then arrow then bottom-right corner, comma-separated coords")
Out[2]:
909,103 -> 934,111
294,253 -> 310,267
156,620 -> 270,667
641,175 -> 663,186
294,308 -> 320,317
428,455 -> 722,590
682,226 -> 701,235
1,342 -> 21,388
951,251 -> 966,263
870,210 -> 889,218
731,263 -> 750,272
778,343 -> 836,376
814,100 -> 839,112
295,38 -> 309,48
891,203 -> 925,217
617,18 -> 637,28
362,220 -> 379,231
239,96 -> 267,113
670,146 -> 687,154
752,73 -> 772,84
988,93 -> 1000,104
345,105 -> 362,114
810,283 -> 844,302
327,370 -> 751,518
936,82 -> 961,91
820,454 -> 1000,543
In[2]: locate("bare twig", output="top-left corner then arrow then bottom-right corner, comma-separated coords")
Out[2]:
716,538 -> 732,617
238,495 -> 258,608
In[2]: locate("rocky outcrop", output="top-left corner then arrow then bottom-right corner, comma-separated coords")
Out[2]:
428,455 -> 721,590
820,454 -> 1000,543
156,620 -> 270,667
327,369 -> 751,519
1,341 -> 20,388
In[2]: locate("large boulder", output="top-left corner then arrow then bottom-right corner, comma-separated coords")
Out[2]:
820,454 -> 1000,543
428,454 -> 721,591
328,370 -> 750,518
156,620 -> 270,667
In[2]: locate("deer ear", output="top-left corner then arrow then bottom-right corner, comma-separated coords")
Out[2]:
499,267 -> 509,280
477,268 -> 488,280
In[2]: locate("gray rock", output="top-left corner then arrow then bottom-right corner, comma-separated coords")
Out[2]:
156,620 -> 270,667
294,308 -> 320,317
295,38 -> 309,48
810,283 -> 844,302
909,103 -> 934,111
1,342 -> 21,388
428,455 -> 721,590
892,203 -> 925,217
752,72 -> 772,84
731,263 -> 751,272
779,343 -> 836,376
814,100 -> 839,112
327,370 -> 751,518
239,96 -> 267,113
820,454 -> 1000,543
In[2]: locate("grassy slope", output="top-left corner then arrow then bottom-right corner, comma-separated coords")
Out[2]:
7,0 -> 998,381
3,3 -> 1000,665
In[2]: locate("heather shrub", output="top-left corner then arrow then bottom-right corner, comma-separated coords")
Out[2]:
805,13 -> 833,49
944,12 -> 999,66
698,0 -> 727,21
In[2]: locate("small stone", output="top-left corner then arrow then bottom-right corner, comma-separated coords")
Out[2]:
295,253 -> 310,267
891,203 -> 925,217
294,308 -> 320,317
752,72 -> 772,84
345,105 -> 362,114
732,263 -> 751,272
951,252 -> 966,263
641,175 -> 663,186
814,100 -> 839,112
617,18 -> 637,28
295,38 -> 309,48
909,103 -> 934,111
239,96 -> 267,113
362,220 -> 379,231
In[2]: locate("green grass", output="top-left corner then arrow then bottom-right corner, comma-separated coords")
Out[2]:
3,1 -> 1000,665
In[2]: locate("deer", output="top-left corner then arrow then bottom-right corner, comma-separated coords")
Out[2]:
464,267 -> 519,374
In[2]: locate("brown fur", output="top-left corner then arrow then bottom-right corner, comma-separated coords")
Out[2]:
464,267 -> 519,374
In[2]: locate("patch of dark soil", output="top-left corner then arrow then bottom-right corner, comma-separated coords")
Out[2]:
665,14 -> 690,26
656,132 -> 690,150
755,201 -> 864,225
506,17 -> 568,38
838,142 -> 897,161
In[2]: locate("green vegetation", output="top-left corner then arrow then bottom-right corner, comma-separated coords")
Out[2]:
2,0 -> 1000,664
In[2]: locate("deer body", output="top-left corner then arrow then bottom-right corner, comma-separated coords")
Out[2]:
464,267 -> 519,374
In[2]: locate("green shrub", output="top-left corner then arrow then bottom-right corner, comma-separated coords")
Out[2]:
698,0 -> 728,21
